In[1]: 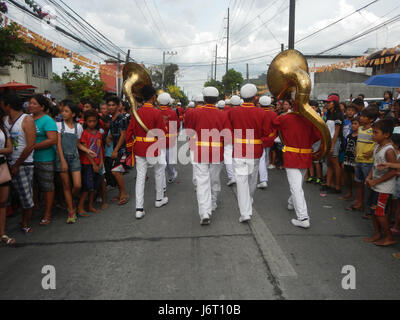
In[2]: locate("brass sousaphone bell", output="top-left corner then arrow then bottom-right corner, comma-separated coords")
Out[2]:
267,50 -> 332,159
123,62 -> 152,132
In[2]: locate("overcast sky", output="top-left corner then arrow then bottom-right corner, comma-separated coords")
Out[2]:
6,0 -> 400,99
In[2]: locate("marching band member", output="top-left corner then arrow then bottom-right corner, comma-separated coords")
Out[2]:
224,99 -> 232,112
230,95 -> 242,107
272,105 -> 322,229
194,95 -> 204,109
126,85 -> 168,219
186,87 -> 232,225
217,100 -> 226,110
257,96 -> 278,189
158,92 -> 179,189
177,102 -> 185,133
228,84 -> 273,223
186,95 -> 204,190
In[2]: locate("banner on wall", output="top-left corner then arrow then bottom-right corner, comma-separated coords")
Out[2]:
0,13 -> 118,77
309,44 -> 400,73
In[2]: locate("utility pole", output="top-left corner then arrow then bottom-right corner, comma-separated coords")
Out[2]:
214,44 -> 217,80
288,0 -> 296,50
161,51 -> 178,90
211,62 -> 214,81
120,50 -> 130,99
117,53 -> 121,98
226,7 -> 230,74
246,63 -> 249,81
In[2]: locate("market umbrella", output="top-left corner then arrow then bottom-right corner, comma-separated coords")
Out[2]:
364,73 -> 400,87
0,81 -> 37,90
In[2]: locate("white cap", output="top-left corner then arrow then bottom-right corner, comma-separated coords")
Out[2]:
170,98 -> 175,105
188,101 -> 195,108
202,86 -> 219,98
259,96 -> 272,107
177,102 -> 182,106
230,95 -> 241,106
194,95 -> 204,103
225,99 -> 231,105
157,92 -> 171,106
217,100 -> 225,109
240,84 -> 257,99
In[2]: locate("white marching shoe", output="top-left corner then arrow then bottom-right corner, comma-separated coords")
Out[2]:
136,210 -> 146,219
226,179 -> 236,186
291,218 -> 310,229
239,215 -> 251,223
257,182 -> 268,189
155,197 -> 169,208
168,171 -> 178,184
200,214 -> 211,226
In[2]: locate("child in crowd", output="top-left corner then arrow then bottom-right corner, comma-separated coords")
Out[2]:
348,106 -> 378,214
341,117 -> 360,201
343,104 -> 357,139
388,134 -> 400,238
78,110 -> 104,216
55,100 -> 84,224
364,119 -> 397,246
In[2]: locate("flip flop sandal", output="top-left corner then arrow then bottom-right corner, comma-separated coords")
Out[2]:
118,197 -> 129,206
21,227 -> 33,234
111,196 -> 120,202
1,235 -> 16,246
39,219 -> 51,226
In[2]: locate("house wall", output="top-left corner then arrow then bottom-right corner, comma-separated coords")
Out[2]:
306,57 -> 390,100
0,52 -> 53,93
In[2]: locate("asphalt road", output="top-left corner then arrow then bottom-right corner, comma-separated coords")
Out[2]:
0,148 -> 399,300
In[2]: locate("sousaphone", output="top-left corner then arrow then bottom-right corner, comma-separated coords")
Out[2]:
267,50 -> 331,159
123,62 -> 152,132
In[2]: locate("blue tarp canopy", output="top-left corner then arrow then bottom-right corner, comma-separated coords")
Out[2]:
364,73 -> 400,87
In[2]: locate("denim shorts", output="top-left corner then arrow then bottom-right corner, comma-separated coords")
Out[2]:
55,153 -> 81,173
354,162 -> 373,183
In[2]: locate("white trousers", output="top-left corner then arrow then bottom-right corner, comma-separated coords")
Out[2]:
162,145 -> 177,189
286,168 -> 309,221
193,162 -> 222,218
233,158 -> 260,219
135,155 -> 164,209
190,150 -> 197,188
258,148 -> 270,183
224,144 -> 235,181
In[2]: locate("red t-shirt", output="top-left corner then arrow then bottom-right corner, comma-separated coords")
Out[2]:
80,129 -> 103,165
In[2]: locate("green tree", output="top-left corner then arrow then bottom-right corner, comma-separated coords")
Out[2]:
222,69 -> 244,95
167,85 -> 188,106
0,22 -> 29,68
53,65 -> 105,105
203,79 -> 225,99
150,64 -> 179,90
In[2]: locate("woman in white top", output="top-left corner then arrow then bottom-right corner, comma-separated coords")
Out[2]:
0,107 -> 15,246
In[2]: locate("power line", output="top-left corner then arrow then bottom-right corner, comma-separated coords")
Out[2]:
230,0 -> 281,37
296,0 -> 381,45
142,0 -> 169,49
56,0 -> 127,57
7,0 -> 123,61
318,13 -> 400,54
231,1 -> 289,48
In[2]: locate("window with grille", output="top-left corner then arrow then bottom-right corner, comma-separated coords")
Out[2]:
32,56 -> 48,78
